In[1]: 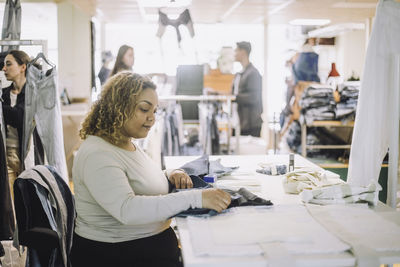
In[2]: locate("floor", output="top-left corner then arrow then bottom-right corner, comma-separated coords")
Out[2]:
0,241 -> 26,267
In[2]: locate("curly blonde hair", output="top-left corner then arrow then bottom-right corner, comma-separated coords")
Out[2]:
80,71 -> 156,145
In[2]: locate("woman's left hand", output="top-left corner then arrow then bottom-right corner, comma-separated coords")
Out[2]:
168,169 -> 193,189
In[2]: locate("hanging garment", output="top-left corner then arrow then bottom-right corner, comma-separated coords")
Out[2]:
23,57 -> 68,182
0,132 -> 15,241
1,0 -> 21,52
156,9 -> 195,43
348,0 -> 400,186
0,86 -> 6,152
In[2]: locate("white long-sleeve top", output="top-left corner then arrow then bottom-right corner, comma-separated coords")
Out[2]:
72,135 -> 202,243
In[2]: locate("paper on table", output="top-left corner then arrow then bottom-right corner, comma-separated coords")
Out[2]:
307,204 -> 400,252
187,206 -> 350,257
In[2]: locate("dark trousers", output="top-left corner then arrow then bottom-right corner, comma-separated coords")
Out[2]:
71,227 -> 182,267
241,127 -> 261,137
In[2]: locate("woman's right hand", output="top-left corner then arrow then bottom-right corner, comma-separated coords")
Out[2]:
202,188 -> 231,213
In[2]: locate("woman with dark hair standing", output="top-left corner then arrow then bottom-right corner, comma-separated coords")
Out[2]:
110,44 -> 134,76
1,50 -> 31,196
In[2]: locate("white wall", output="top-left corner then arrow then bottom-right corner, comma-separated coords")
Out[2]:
57,1 -> 91,99
335,29 -> 366,81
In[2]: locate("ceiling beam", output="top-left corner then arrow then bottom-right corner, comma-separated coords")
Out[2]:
269,0 -> 295,16
219,0 -> 246,22
252,0 -> 296,24
136,0 -> 148,23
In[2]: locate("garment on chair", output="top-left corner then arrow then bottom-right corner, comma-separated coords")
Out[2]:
23,60 -> 68,182
156,9 -> 194,43
14,165 -> 75,267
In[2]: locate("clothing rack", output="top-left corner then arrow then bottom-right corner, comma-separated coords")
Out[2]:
0,39 -> 48,56
388,54 -> 400,208
158,95 -> 239,154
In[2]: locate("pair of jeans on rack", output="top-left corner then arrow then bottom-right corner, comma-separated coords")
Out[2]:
162,107 -> 183,156
22,63 -> 68,182
198,103 -> 220,154
1,0 -> 21,52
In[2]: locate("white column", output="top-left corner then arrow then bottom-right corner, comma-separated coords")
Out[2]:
57,1 -> 92,99
262,18 -> 270,151
100,21 -> 106,53
387,54 -> 400,208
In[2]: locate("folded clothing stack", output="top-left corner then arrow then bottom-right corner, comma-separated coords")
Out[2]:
336,84 -> 359,120
282,168 -> 344,194
300,181 -> 381,206
299,85 -> 336,125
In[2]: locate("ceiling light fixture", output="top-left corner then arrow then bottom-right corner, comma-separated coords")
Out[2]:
331,2 -> 377,8
137,0 -> 191,8
308,23 -> 365,38
289,19 -> 331,26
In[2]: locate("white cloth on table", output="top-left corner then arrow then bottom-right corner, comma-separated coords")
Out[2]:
300,181 -> 381,206
187,205 -> 350,257
283,167 -> 344,194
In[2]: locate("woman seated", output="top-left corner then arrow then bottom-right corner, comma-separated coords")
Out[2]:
71,71 -> 231,267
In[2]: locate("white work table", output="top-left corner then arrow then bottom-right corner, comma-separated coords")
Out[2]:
165,154 -> 400,267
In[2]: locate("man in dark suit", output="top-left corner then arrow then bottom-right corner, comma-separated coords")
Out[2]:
232,41 -> 263,137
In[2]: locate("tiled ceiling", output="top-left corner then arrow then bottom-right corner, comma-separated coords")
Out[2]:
68,0 -> 379,25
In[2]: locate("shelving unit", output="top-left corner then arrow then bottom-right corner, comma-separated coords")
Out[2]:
301,120 -> 355,157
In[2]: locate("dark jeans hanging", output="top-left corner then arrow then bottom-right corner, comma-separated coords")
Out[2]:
0,132 -> 15,241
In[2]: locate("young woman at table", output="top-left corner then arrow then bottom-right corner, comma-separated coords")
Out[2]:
71,71 -> 231,267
